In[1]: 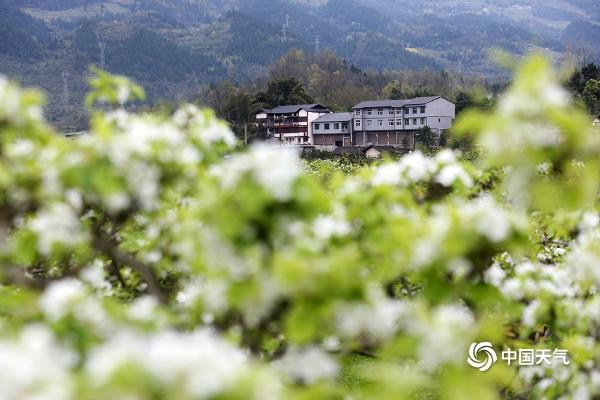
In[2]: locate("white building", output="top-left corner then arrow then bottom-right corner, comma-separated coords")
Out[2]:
312,112 -> 353,150
255,104 -> 330,145
351,96 -> 455,147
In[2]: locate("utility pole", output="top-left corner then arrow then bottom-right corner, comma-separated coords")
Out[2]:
62,71 -> 70,108
244,123 -> 248,145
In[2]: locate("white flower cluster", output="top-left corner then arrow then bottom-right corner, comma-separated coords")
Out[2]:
565,229 -> 600,289
460,195 -> 522,243
414,303 -> 475,371
39,279 -> 114,333
519,356 -> 600,400
486,261 -> 579,302
213,144 -> 302,201
336,288 -> 410,341
312,206 -> 352,241
371,150 -> 473,188
0,325 -> 76,400
173,104 -> 236,148
86,329 -> 263,398
273,346 -> 339,384
29,203 -> 86,254
0,75 -> 44,127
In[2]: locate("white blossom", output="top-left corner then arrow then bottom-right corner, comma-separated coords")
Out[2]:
336,289 -> 410,340
86,329 -> 255,398
0,325 -> 76,400
215,144 -> 301,201
274,346 -> 338,384
416,304 -> 475,371
29,203 -> 85,254
435,164 -> 473,187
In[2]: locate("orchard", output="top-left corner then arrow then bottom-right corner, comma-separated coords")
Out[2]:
1,57 -> 600,399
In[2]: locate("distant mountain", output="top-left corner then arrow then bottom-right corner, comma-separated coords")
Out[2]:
0,1 -> 57,59
1,0 -> 600,130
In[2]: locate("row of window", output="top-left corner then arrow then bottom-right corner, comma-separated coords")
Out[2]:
355,106 -> 426,117
314,122 -> 349,130
355,118 -> 427,127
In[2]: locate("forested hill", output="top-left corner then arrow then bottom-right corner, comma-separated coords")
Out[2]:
1,0 -> 599,131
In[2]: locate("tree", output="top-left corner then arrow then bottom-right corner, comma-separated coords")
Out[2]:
583,79 -> 600,116
252,77 -> 315,109
2,57 -> 600,400
415,126 -> 437,148
568,62 -> 600,95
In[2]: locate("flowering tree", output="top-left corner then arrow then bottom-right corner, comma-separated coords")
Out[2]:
1,56 -> 600,399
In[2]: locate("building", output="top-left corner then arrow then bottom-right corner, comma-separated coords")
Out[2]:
257,96 -> 456,150
352,96 -> 455,148
255,104 -> 330,145
312,112 -> 353,149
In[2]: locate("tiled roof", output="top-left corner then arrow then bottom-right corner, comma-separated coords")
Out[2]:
313,112 -> 353,123
352,96 -> 443,109
260,104 -> 329,114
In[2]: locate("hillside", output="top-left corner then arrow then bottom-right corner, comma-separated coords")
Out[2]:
1,0 -> 599,130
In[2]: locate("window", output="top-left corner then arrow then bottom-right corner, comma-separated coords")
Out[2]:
396,109 -> 402,115
389,120 -> 394,126
334,123 -> 340,130
421,118 -> 426,124
420,106 -> 426,113
378,120 -> 384,127
389,109 -> 394,115
342,123 -> 348,130
324,123 -> 330,130
377,109 -> 383,115
355,110 -> 361,116
396,119 -> 402,125
412,107 -> 417,114
367,110 -> 372,116
438,118 -> 441,123
314,123 -> 320,130
355,120 -> 361,127
367,120 -> 373,127
412,118 -> 417,125
404,118 -> 409,125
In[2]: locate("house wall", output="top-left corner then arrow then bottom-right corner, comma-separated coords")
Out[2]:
423,98 -> 455,130
356,107 -> 407,132
307,111 -> 329,144
355,131 -> 415,148
313,134 -> 345,146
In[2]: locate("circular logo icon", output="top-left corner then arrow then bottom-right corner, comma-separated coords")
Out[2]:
467,342 -> 498,372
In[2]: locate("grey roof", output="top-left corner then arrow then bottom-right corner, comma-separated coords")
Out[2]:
352,96 -> 443,109
313,112 -> 353,123
260,104 -> 329,114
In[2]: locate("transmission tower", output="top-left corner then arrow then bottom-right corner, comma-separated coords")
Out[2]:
282,14 -> 290,41
314,36 -> 320,56
99,41 -> 107,69
62,72 -> 70,107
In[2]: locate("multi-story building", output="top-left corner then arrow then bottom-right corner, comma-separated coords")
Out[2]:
312,112 -> 353,149
255,104 -> 330,145
257,96 -> 455,149
351,96 -> 455,148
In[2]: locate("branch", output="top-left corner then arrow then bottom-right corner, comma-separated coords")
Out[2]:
91,229 -> 168,304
